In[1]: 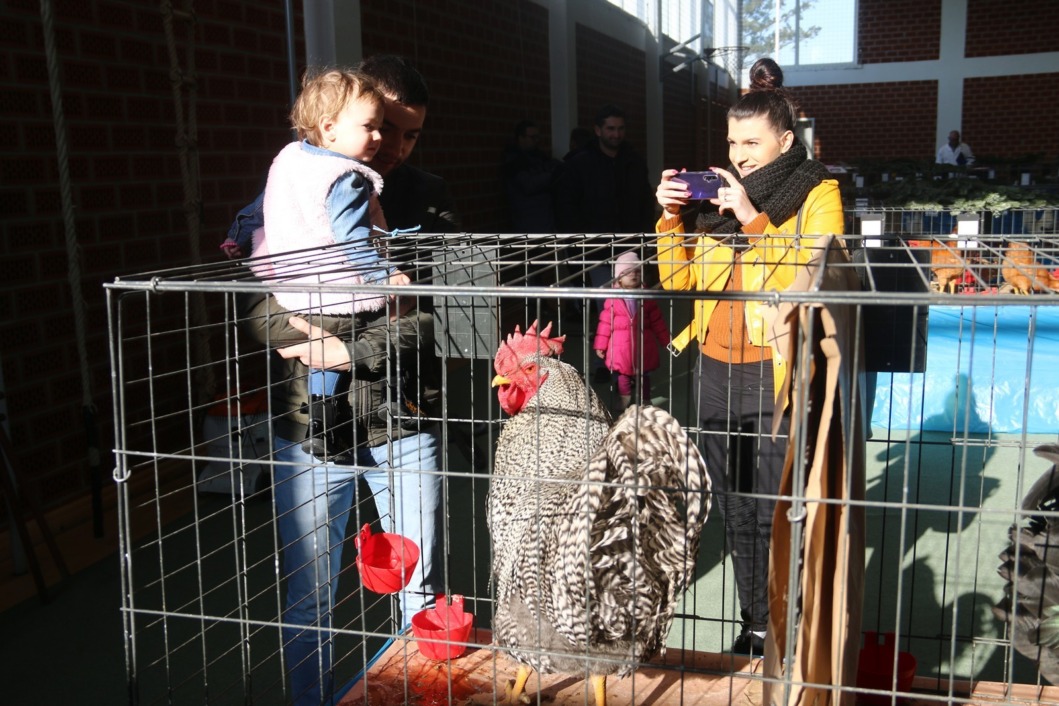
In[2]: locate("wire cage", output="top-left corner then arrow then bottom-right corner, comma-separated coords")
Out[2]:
106,212 -> 1059,705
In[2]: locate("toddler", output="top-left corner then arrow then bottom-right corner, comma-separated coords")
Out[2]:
248,68 -> 410,460
593,251 -> 671,410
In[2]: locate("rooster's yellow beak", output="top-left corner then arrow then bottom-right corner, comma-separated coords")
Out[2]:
492,374 -> 510,387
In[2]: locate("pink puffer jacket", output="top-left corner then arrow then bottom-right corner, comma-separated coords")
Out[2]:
593,295 -> 671,376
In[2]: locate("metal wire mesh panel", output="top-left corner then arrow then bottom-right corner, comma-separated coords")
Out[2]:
107,220 -> 1059,705
430,241 -> 499,358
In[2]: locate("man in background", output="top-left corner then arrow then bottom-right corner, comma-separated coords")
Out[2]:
563,126 -> 593,162
936,129 -> 975,166
555,104 -> 654,381
502,119 -> 559,234
556,104 -> 654,238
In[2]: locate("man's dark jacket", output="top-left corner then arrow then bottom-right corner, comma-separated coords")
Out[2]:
554,141 -> 654,235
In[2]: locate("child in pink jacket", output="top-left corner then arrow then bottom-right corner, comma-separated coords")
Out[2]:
593,251 -> 671,410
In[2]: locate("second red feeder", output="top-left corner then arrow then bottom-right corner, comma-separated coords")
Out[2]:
354,523 -> 419,594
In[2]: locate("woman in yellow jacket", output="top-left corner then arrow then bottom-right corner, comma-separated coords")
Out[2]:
655,58 -> 844,656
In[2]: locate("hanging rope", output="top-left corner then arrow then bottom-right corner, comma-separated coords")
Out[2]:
160,0 -> 216,404
39,0 -> 104,537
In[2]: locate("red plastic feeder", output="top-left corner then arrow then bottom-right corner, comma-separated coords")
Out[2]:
411,594 -> 474,660
857,631 -> 917,705
354,524 -> 419,594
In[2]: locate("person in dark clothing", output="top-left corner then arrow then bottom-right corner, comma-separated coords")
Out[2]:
379,162 -> 459,233
500,120 -> 564,302
563,126 -> 594,162
554,104 -> 655,380
555,104 -> 654,238
502,119 -> 560,234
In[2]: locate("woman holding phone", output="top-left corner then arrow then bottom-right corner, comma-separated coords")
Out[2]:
654,57 -> 844,655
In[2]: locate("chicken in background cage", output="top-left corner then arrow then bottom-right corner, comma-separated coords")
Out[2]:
107,221 -> 1059,705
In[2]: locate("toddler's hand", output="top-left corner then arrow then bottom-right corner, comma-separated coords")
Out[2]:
388,270 -> 412,287
595,350 -> 605,359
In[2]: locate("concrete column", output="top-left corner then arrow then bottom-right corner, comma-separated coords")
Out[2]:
644,3 -> 664,187
936,0 -> 968,151
548,0 -> 577,160
303,0 -> 362,68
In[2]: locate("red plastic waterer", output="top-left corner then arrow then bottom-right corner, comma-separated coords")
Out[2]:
354,524 -> 419,594
411,594 -> 474,660
857,631 -> 917,705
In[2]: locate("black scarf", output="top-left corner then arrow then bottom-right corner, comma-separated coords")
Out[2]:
695,140 -> 832,238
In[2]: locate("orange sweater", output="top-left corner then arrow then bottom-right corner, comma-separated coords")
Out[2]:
702,262 -> 770,364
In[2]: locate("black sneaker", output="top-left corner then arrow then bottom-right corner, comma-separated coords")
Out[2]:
732,627 -> 766,656
301,395 -> 354,461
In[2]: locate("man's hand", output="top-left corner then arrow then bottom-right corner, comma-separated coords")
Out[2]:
276,317 -> 352,371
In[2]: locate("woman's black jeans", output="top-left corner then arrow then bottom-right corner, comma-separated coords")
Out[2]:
697,354 -> 790,633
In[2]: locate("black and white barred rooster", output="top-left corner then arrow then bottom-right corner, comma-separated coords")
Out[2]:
487,321 -> 710,706
995,444 -> 1059,684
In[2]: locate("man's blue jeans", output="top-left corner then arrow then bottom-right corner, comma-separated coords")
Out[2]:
272,429 -> 442,705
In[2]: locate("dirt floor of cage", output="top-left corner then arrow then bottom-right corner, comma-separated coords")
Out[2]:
338,628 -> 764,705
918,677 -> 1059,706
337,629 -> 1059,706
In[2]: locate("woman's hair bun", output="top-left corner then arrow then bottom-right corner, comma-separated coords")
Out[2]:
748,57 -> 784,92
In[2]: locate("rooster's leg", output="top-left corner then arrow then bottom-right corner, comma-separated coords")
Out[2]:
591,674 -> 607,706
506,664 -> 532,704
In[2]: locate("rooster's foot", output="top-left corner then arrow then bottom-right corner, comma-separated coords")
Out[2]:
503,679 -> 532,704
504,664 -> 534,704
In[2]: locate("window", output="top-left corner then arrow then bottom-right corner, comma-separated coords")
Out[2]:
605,0 -> 710,45
741,0 -> 856,68
608,0 -> 745,82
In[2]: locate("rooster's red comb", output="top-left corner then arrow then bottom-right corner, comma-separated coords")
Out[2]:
497,320 -> 565,361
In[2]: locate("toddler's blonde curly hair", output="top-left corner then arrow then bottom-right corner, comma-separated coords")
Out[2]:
290,68 -> 383,146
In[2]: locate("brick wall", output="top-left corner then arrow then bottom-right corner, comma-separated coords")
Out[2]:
790,81 -> 938,162
659,70 -> 732,173
660,67 -> 695,171
362,0 -> 552,232
575,24 -> 649,157
858,0 -> 941,64
963,73 -> 1059,159
966,0 -> 1059,58
702,96 -> 732,169
1,0 -> 298,516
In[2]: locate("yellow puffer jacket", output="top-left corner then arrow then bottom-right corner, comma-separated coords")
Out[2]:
656,179 -> 845,397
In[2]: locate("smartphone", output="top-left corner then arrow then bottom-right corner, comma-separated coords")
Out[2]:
673,170 -> 722,200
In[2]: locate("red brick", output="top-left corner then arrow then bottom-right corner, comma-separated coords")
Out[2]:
78,30 -> 118,59
858,0 -> 941,64
966,0 -> 1059,57
964,73 -> 1059,157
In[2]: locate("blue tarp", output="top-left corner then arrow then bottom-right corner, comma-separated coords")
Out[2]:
871,305 -> 1059,433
